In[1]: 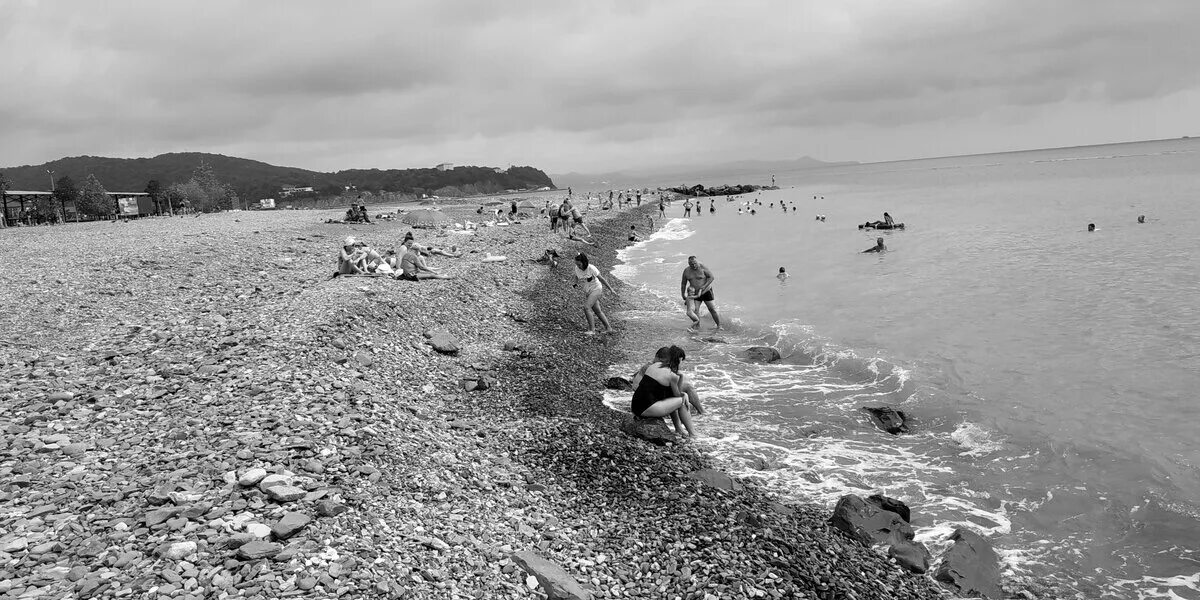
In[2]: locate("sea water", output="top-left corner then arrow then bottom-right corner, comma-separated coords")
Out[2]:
604,138 -> 1200,598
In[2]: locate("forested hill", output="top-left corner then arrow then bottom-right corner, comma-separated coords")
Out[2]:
0,153 -> 556,199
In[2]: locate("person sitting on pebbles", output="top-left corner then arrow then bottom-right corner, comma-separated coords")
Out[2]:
534,248 -> 560,267
631,345 -> 704,437
630,345 -> 700,437
401,231 -> 461,258
338,236 -> 370,274
397,244 -> 454,280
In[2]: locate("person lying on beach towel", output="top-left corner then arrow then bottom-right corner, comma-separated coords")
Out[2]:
568,231 -> 598,246
402,232 -> 461,258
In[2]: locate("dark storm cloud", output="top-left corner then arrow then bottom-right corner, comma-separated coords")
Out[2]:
1,0 -> 1198,172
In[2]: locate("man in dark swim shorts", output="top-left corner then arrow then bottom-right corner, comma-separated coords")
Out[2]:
680,255 -> 722,330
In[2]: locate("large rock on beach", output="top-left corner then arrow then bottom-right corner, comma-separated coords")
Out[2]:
745,346 -> 781,363
829,494 -> 930,573
863,406 -> 910,434
271,512 -> 310,540
510,551 -> 592,600
934,528 -> 1003,598
829,494 -> 911,547
604,376 -> 633,392
619,416 -> 676,446
424,328 -> 460,355
867,493 -> 912,523
685,469 -> 743,492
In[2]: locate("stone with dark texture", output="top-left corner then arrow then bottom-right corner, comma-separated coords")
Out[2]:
889,539 -> 932,574
237,540 -> 282,561
316,500 -> 348,517
271,512 -> 310,540
829,494 -> 913,547
511,551 -> 592,600
619,416 -> 676,446
745,346 -> 781,363
867,493 -> 911,523
863,406 -> 910,434
830,494 -> 930,574
934,528 -> 1002,599
425,330 -> 460,355
604,377 -> 633,392
685,469 -> 742,492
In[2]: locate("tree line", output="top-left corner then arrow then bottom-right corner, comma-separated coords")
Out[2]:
1,163 -> 239,222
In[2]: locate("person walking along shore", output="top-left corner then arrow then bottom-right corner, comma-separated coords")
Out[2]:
681,255 -> 722,331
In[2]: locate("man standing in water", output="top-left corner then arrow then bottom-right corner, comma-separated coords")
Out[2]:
681,256 -> 722,331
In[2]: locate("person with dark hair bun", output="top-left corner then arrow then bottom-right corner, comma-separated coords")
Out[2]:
572,252 -> 614,335
630,345 -> 699,437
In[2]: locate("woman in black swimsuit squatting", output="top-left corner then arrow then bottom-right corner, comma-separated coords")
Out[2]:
630,346 -> 699,437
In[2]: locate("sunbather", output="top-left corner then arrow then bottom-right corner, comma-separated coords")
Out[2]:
402,232 -> 461,257
397,244 -> 453,280
338,236 -> 370,274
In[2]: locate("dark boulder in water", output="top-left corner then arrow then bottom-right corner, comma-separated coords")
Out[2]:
863,406 -> 910,434
934,528 -> 1002,599
604,376 -> 633,392
828,494 -> 931,573
867,493 -> 911,523
745,346 -> 781,363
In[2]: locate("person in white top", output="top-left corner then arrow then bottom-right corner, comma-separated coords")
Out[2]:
572,252 -> 615,335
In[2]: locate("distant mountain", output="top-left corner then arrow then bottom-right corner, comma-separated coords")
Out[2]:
0,153 -> 555,199
553,156 -> 856,190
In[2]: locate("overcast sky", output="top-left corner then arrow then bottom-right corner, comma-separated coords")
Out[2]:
2,0 -> 1198,174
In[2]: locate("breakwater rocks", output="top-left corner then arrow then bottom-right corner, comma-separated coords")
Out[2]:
665,184 -> 778,197
0,205 -> 948,599
830,495 -> 1003,597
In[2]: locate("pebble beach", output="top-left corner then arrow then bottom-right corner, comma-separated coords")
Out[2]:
0,201 -> 948,599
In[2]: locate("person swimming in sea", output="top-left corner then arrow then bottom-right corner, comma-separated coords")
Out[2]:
862,237 -> 886,253
777,267 -> 788,281
1087,223 -> 1096,232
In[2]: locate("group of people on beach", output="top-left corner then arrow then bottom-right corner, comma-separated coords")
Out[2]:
336,232 -> 459,280
344,202 -> 372,224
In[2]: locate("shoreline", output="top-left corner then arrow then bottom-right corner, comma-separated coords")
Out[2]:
0,203 -> 947,599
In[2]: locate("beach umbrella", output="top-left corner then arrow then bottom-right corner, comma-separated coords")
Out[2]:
400,209 -> 451,228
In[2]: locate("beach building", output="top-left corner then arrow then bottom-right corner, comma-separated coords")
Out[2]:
435,163 -> 454,171
280,186 -> 314,197
1,190 -> 151,226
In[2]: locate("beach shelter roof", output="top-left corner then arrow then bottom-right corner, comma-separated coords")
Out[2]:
400,209 -> 451,228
